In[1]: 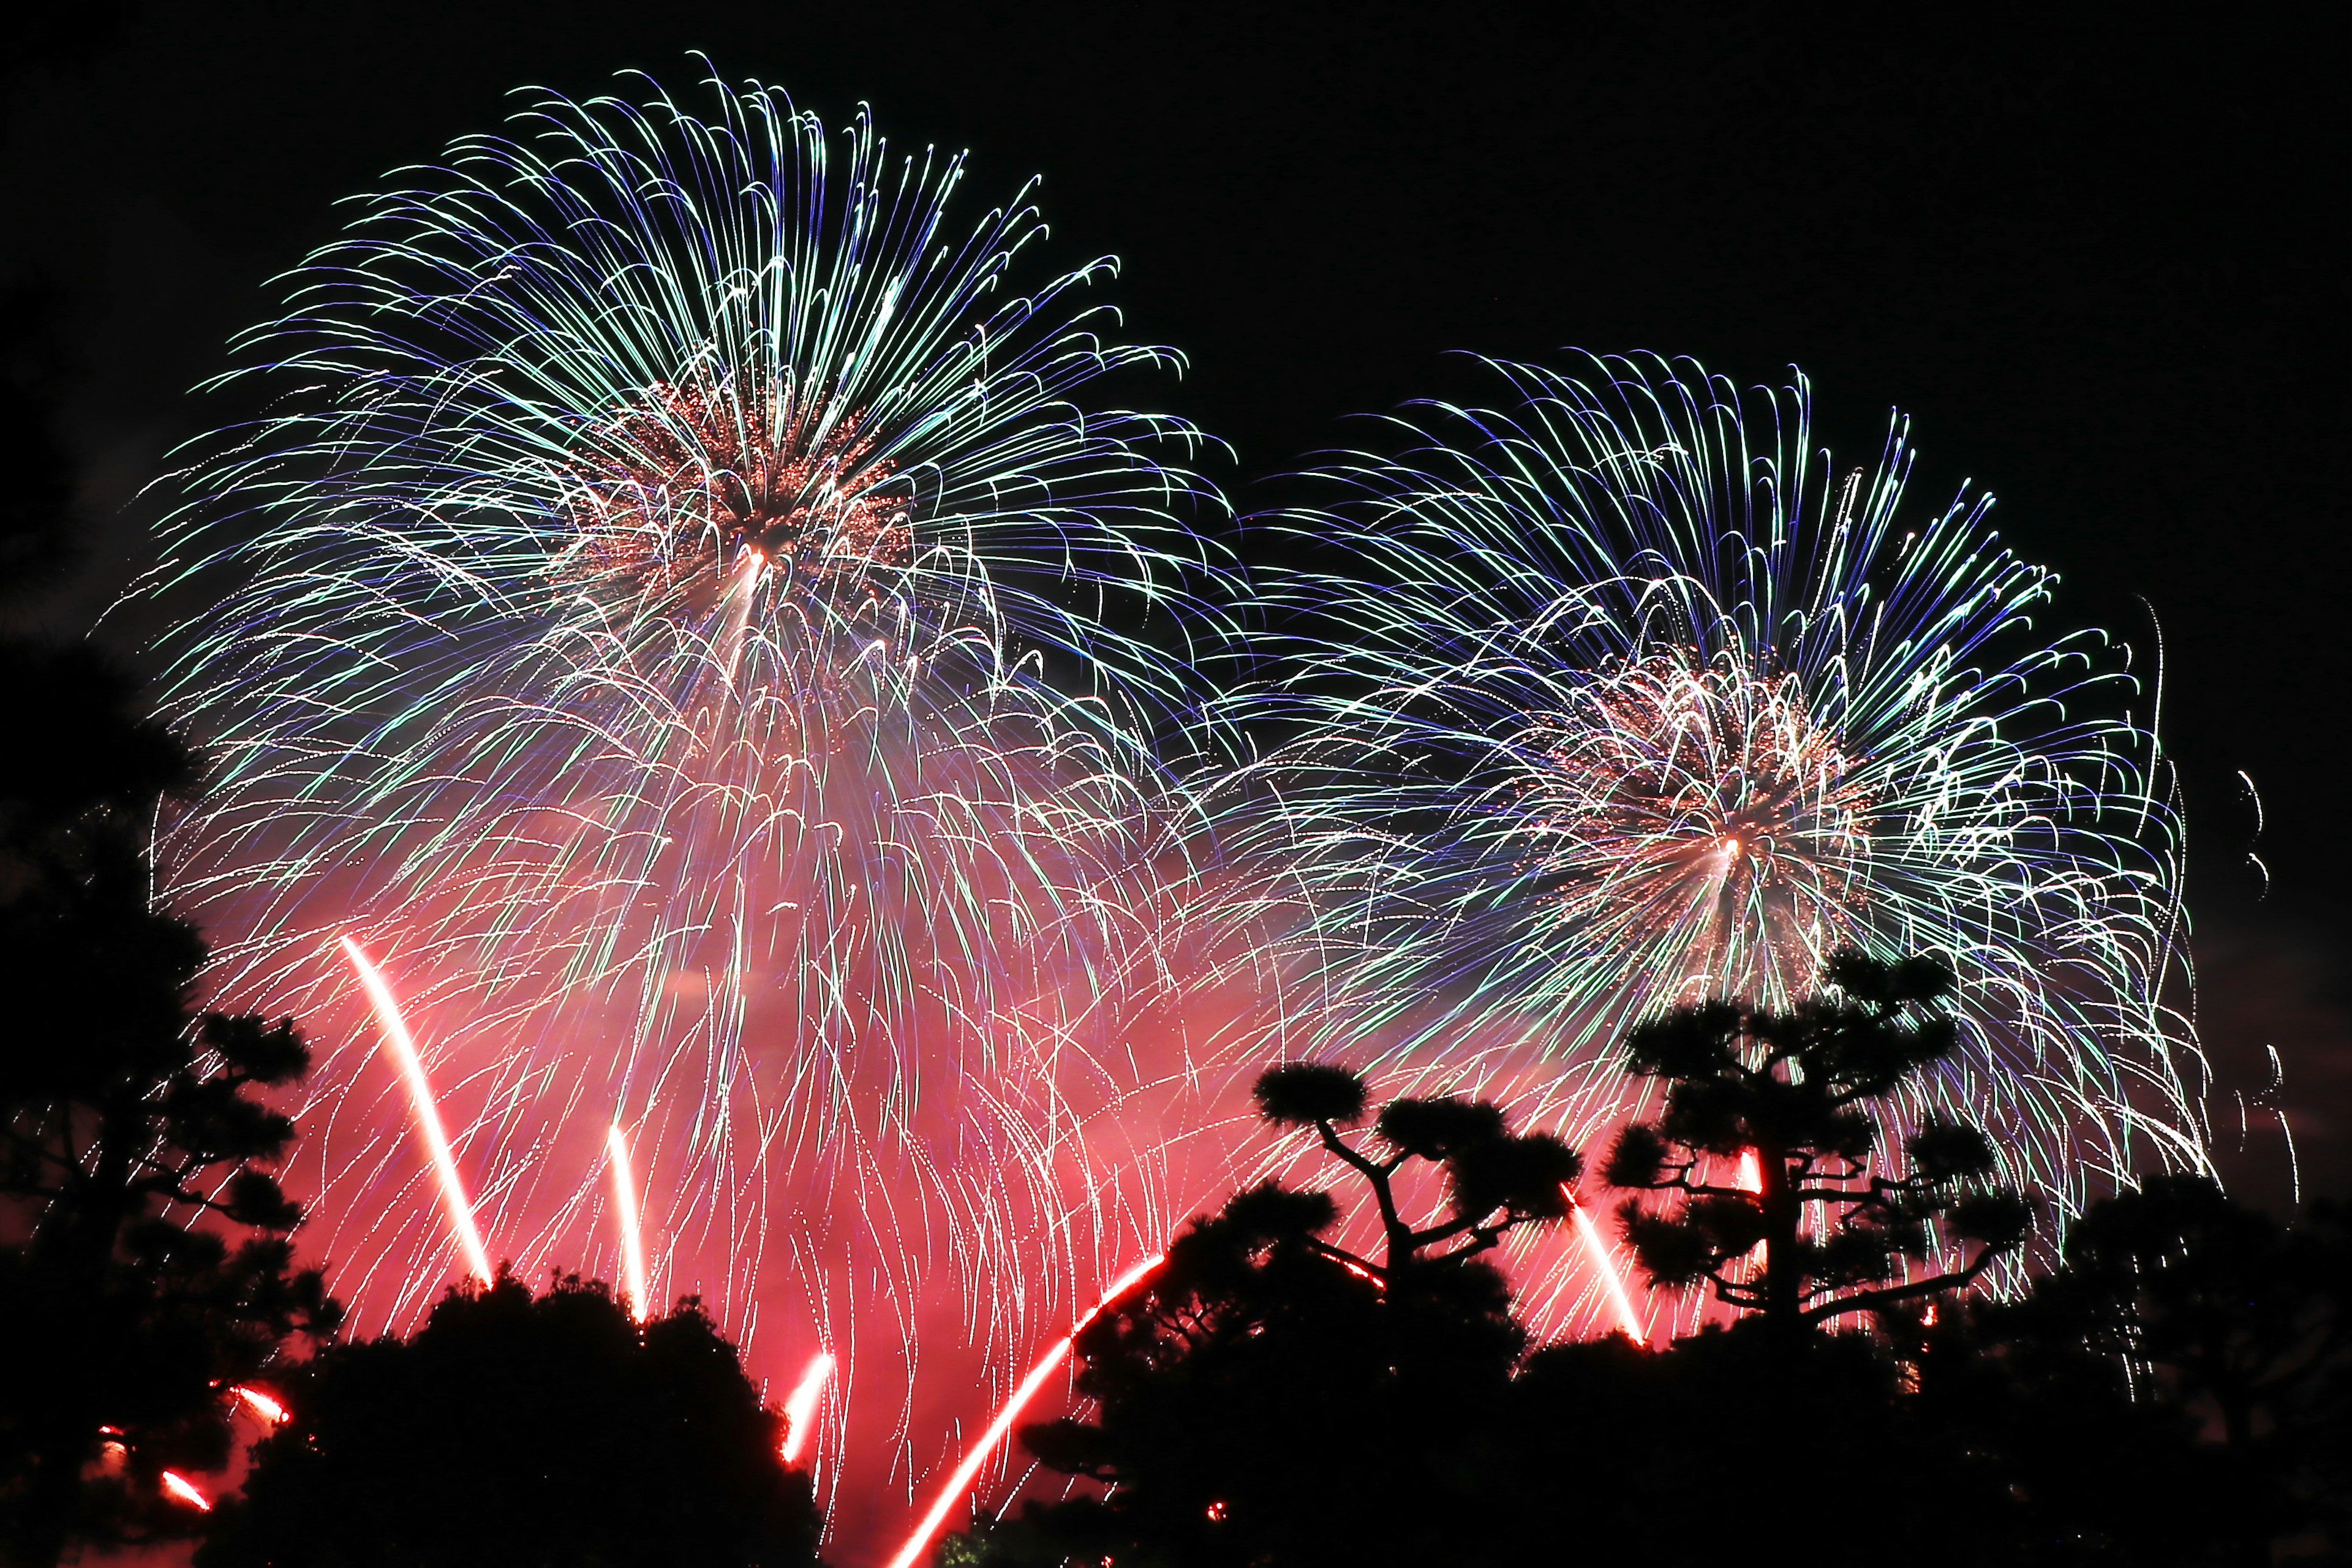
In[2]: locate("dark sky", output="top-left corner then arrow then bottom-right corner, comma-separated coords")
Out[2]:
5,1 -> 2345,1202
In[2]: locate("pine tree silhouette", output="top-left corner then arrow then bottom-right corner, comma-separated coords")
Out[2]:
1603,952 -> 2029,1333
970,1065 -> 1579,1567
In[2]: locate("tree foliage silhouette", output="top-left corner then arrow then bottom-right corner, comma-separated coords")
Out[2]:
1932,1177 -> 2352,1565
927,982 -> 2352,1568
0,288 -> 340,1567
1250,1061 -> 1581,1278
198,1270 -> 823,1568
1502,1320 -> 2022,1568
959,1065 -> 1578,1567
1604,952 -> 2029,1332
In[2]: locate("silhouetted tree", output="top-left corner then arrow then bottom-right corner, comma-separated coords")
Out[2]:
1604,952 -> 2029,1334
1250,1061 -> 1582,1279
1502,1322 -> 2022,1568
198,1270 -> 823,1568
0,291 -> 341,1567
968,1065 -> 1579,1566
1930,1178 -> 2352,1565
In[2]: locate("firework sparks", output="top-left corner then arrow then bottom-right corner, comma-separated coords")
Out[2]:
146,66 -> 1231,1523
338,936 -> 493,1286
130,58 -> 2217,1555
1515,655 -> 1875,1004
1221,351 -> 2204,1283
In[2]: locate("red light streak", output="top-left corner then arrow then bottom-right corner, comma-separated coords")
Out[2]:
1734,1150 -> 1763,1192
160,1471 -> 212,1511
1567,1197 -> 1648,1346
780,1351 -> 834,1464
606,1121 -> 651,1322
338,935 -> 494,1285
231,1385 -> 288,1425
884,1254 -> 1166,1568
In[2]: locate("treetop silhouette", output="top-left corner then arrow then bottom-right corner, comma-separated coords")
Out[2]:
198,1269 -> 822,1568
973,1065 -> 1582,1567
1604,951 -> 2030,1332
1251,1061 -> 1582,1279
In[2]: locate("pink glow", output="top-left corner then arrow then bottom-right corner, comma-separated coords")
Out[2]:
338,935 -> 494,1285
160,1471 -> 212,1511
1732,1150 -> 1768,1269
606,1121 -> 652,1322
885,1254 -> 1166,1568
780,1351 -> 835,1464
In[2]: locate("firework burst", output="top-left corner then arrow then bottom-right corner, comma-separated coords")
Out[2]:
143,64 -> 1231,1510
1220,352 -> 2205,1246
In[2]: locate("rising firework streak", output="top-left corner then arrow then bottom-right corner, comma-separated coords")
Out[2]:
1570,1203 -> 1648,1345
160,1472 -> 212,1512
780,1352 -> 834,1465
886,1254 -> 1166,1568
606,1122 -> 652,1322
230,1385 -> 290,1426
338,936 -> 493,1285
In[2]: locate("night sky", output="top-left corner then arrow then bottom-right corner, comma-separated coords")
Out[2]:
5,2 -> 2344,1202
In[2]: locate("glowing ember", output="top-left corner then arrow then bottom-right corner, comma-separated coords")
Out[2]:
160,1471 -> 212,1511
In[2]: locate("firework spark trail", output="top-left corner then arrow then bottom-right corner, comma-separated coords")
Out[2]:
230,1385 -> 290,1425
1215,351 -> 2206,1295
606,1122 -> 652,1322
885,1253 -> 1166,1568
160,1472 -> 212,1512
1569,1203 -> 1647,1344
339,935 -> 493,1286
781,1352 -> 835,1464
